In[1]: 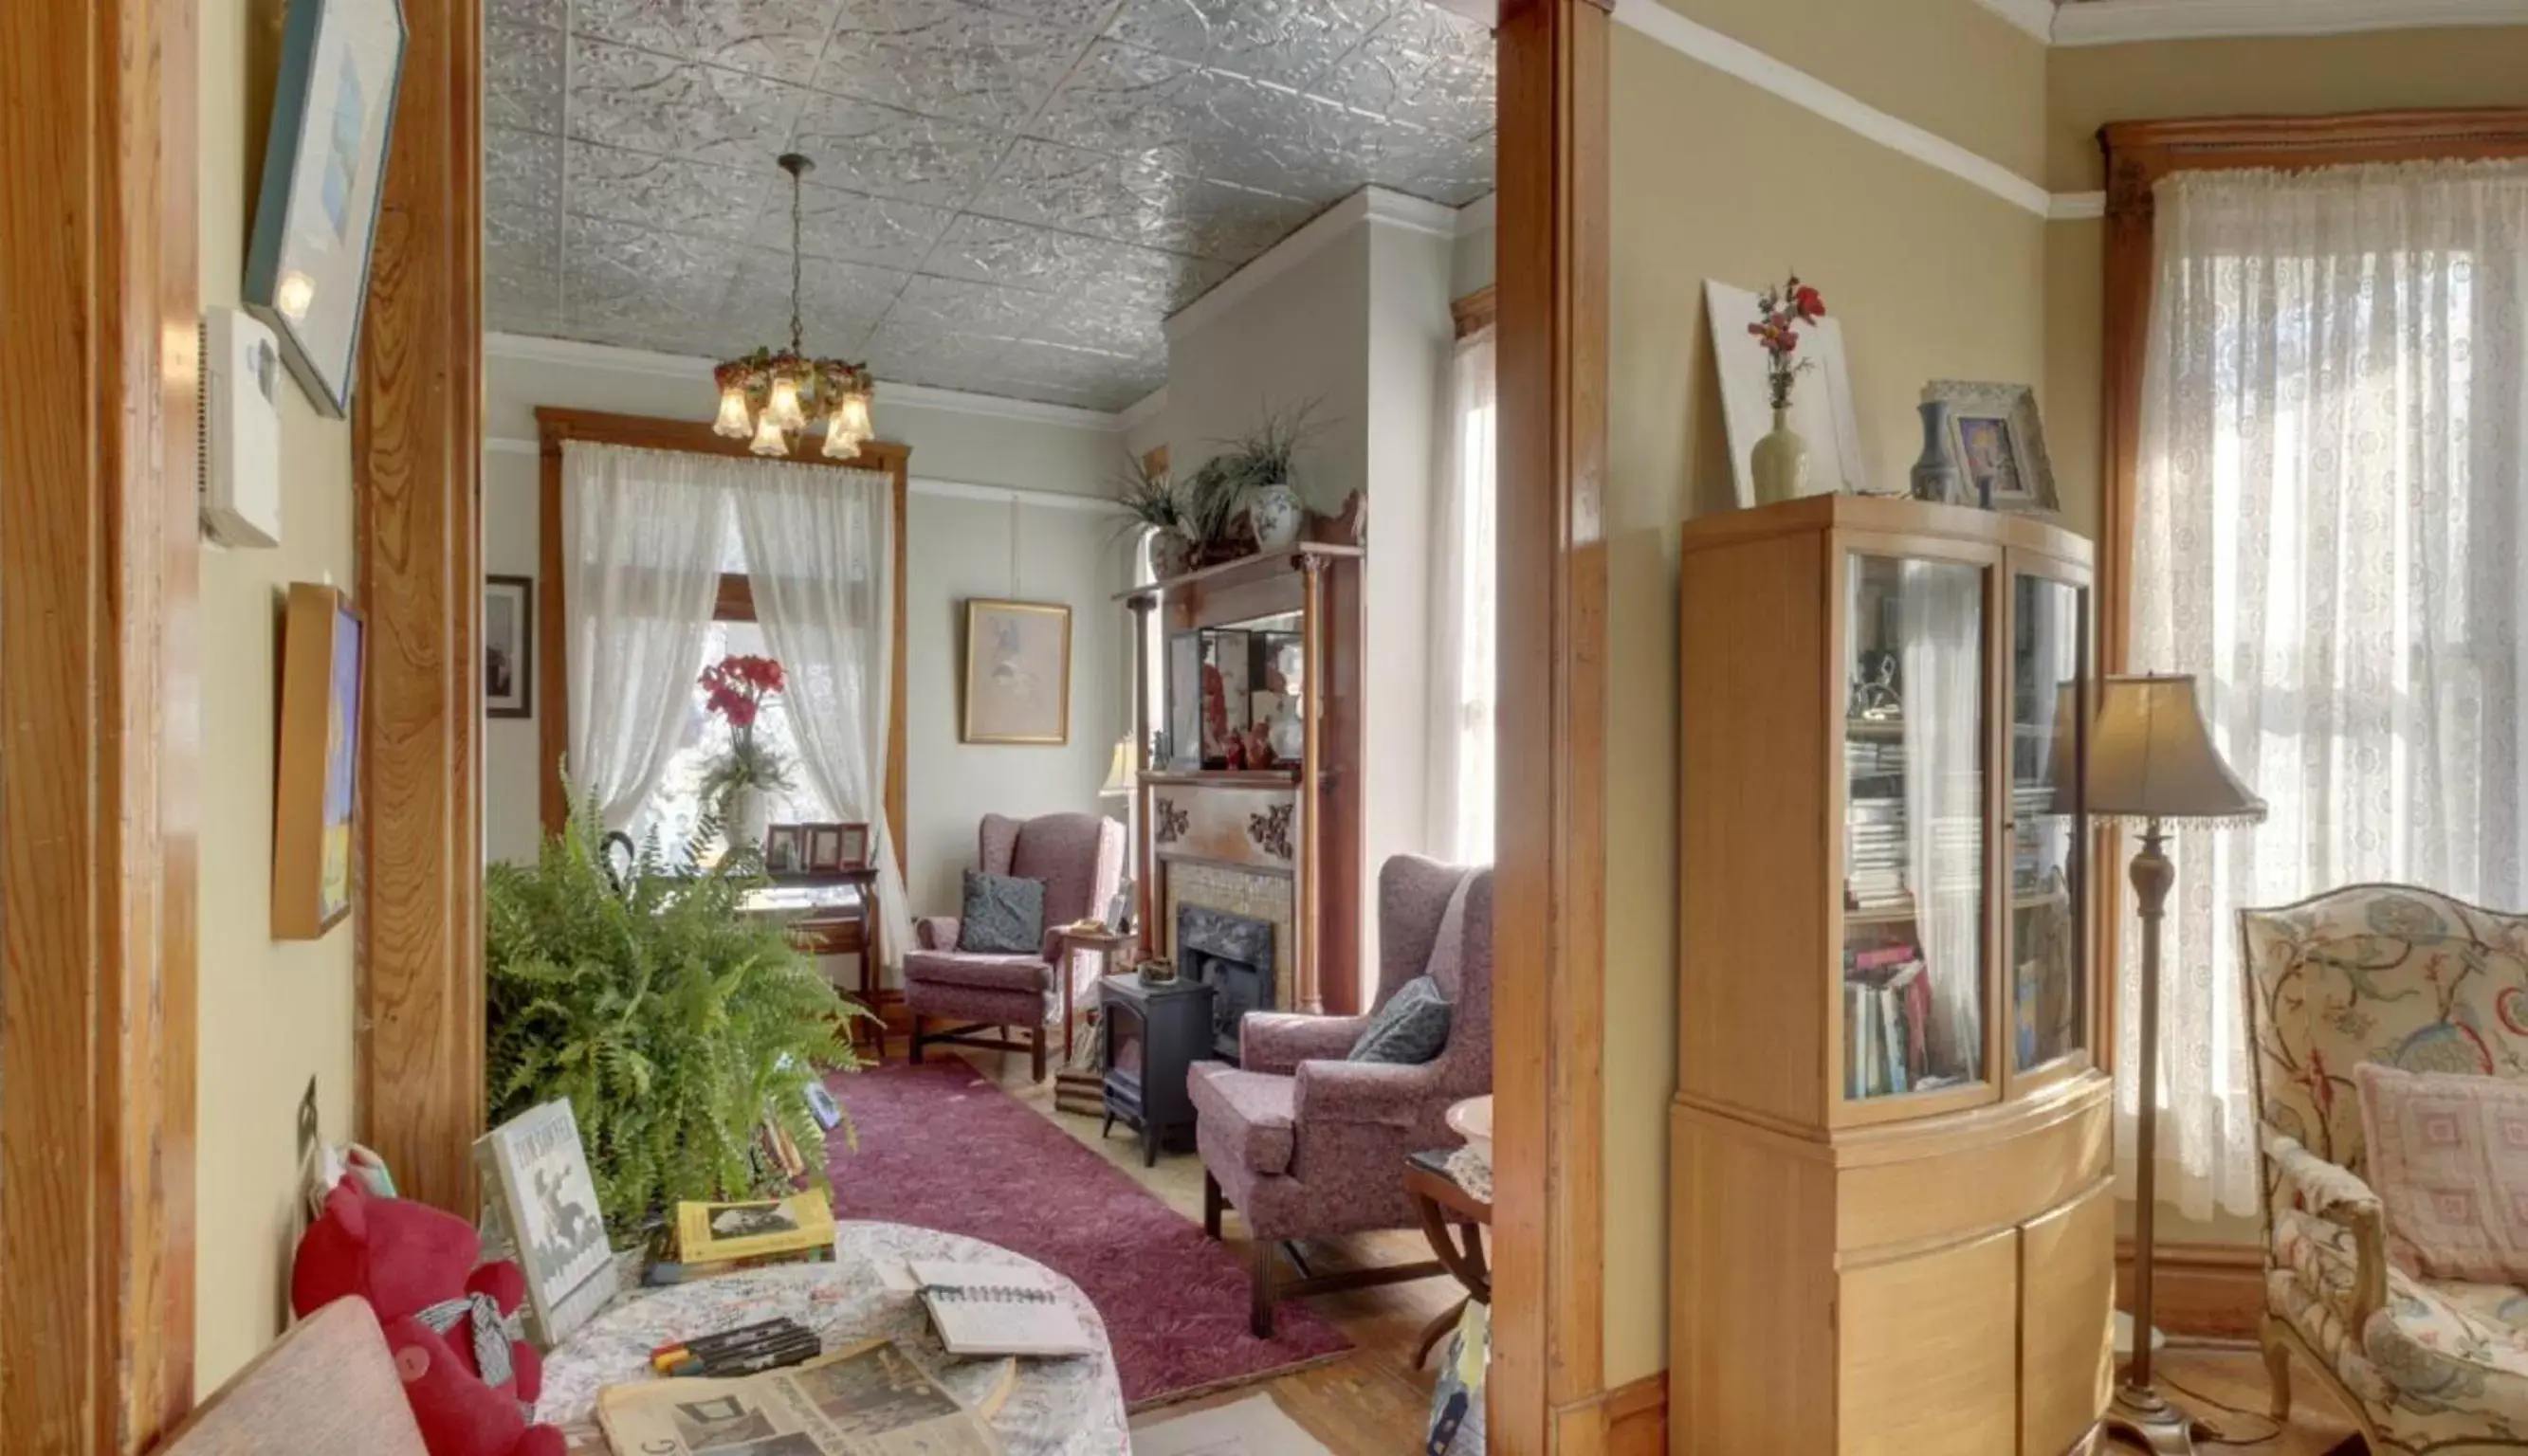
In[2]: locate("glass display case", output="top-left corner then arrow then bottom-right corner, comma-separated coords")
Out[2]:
2008,572 -> 2091,1077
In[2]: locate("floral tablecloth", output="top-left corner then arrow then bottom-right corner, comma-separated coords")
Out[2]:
538,1221 -> 1128,1454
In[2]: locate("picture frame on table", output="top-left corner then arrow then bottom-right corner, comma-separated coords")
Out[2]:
805,825 -> 845,874
962,598 -> 1072,745
244,0 -> 410,416
484,574 -> 533,719
763,825 -> 803,875
273,582 -> 364,939
835,823 -> 871,871
1923,380 -> 2060,517
1706,279 -> 1869,506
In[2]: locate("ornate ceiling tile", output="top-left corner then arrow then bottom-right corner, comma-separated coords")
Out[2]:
720,253 -> 910,349
571,0 -> 843,85
785,91 -> 1012,209
568,37 -> 805,168
1312,3 -> 1494,140
1106,0 -> 1390,92
963,138 -> 1317,260
753,183 -> 958,274
882,274 -> 1058,340
569,141 -> 772,243
562,214 -> 747,330
486,19 -> 565,136
813,0 -> 1090,130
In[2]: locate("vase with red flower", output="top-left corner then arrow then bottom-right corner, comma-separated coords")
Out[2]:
698,651 -> 793,863
1747,273 -> 1827,507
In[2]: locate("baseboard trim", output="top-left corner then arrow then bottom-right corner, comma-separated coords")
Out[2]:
2116,1238 -> 2263,1341
1605,1372 -> 1667,1456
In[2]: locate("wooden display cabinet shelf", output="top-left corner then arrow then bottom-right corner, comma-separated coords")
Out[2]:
1113,541 -> 1364,606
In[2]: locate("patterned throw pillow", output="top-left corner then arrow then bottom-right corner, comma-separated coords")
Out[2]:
956,870 -> 1045,956
2355,1061 -> 2528,1283
1348,975 -> 1454,1065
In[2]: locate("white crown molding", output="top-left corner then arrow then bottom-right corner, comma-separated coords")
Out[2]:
1165,185 -> 1456,343
2049,191 -> 2108,221
485,436 -> 539,456
912,476 -> 1120,514
2053,0 -> 2528,46
1611,1 -> 2056,218
1117,387 -> 1167,433
483,331 -> 1128,432
1455,191 -> 1497,240
1974,0 -> 2059,43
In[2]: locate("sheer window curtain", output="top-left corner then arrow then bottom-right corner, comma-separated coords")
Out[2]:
563,442 -> 728,829
2123,161 -> 2528,1218
1427,322 -> 1497,864
1900,563 -> 1987,1081
730,458 -> 915,974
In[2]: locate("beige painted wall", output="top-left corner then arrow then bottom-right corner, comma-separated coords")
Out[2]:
1664,0 -> 2050,183
194,0 -> 363,1394
1605,22 -> 2049,1386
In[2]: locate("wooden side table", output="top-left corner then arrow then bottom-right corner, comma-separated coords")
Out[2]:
1052,926 -> 1131,1117
1405,1148 -> 1493,1367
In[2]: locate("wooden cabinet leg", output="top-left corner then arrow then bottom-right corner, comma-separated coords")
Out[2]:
1250,1240 -> 1276,1338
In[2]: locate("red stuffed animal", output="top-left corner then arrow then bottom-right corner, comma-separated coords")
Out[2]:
293,1178 -> 567,1456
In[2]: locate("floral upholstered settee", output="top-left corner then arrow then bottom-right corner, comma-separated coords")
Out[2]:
2241,883 -> 2528,1454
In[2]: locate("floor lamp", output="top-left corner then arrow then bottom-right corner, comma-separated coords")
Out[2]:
2091,675 -> 2265,1455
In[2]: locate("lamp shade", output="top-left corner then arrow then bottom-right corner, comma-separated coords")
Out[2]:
2087,674 -> 2264,826
1099,737 -> 1137,798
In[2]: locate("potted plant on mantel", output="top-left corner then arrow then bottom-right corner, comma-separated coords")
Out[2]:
1220,399 -> 1323,552
1115,454 -> 1193,579
698,652 -> 790,861
486,788 -> 871,1241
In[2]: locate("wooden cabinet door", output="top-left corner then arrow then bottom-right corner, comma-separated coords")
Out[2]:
2019,1178 -> 2116,1454
1837,1229 -> 2018,1456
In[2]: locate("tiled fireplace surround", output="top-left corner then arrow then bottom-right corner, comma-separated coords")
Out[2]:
1161,860 -> 1296,1023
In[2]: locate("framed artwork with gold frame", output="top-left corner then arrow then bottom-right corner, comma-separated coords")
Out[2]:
273,581 -> 365,938
962,598 -> 1072,745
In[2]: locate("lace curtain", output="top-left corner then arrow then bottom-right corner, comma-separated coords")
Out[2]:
2123,161 -> 2528,1218
562,442 -> 728,829
1426,322 -> 1497,864
1899,561 -> 1986,1080
729,458 -> 915,974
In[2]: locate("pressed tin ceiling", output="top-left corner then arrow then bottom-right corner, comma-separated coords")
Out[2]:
485,0 -> 1495,412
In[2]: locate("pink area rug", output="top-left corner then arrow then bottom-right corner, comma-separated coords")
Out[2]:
824,1059 -> 1351,1409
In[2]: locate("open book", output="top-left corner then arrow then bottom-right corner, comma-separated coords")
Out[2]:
907,1262 -> 1098,1359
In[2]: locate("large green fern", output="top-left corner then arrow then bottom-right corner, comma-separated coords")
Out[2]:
486,787 -> 871,1237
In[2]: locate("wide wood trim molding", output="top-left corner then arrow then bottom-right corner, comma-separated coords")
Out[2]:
2115,1238 -> 2263,1341
357,0 -> 487,1216
1454,284 -> 1498,337
532,409 -> 911,873
1493,0 -> 1611,1451
1603,1374 -> 1669,1456
0,0 -> 202,1443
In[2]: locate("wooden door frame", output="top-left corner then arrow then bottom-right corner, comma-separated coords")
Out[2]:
0,0 -> 202,1446
1492,0 -> 1613,1450
528,408 -> 911,873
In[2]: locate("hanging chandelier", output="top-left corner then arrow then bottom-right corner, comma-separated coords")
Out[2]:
712,153 -> 876,460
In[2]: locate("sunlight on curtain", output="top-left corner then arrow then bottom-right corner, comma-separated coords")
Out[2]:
2124,161 -> 2528,1219
1427,324 -> 1497,864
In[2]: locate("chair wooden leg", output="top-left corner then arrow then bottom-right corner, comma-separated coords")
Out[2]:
1250,1239 -> 1276,1339
2260,1314 -> 2295,1422
1204,1172 -> 1224,1240
908,1014 -> 925,1064
1030,1026 -> 1048,1083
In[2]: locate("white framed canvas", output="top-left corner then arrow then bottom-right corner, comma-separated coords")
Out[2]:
1705,280 -> 1870,505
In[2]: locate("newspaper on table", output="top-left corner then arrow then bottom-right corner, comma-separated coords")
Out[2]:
595,1338 -> 1011,1456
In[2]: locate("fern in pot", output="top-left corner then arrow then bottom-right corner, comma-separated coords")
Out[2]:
486,788 -> 871,1245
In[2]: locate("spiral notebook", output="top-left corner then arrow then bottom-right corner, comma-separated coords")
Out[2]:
907,1261 -> 1099,1358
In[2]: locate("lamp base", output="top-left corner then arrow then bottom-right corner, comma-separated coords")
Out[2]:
2104,1382 -> 2196,1455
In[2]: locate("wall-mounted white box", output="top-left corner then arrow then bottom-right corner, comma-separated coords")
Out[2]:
201,305 -> 284,548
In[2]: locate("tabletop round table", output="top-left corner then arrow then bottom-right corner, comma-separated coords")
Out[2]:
537,1221 -> 1128,1455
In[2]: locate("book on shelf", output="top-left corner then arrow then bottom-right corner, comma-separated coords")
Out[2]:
675,1190 -> 836,1266
1843,955 -> 1933,1100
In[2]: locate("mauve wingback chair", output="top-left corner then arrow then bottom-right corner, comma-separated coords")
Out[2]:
1190,854 -> 1493,1336
904,811 -> 1124,1082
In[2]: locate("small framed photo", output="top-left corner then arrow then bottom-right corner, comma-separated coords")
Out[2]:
962,598 -> 1072,745
806,825 -> 845,874
1924,380 -> 2059,517
836,823 -> 870,871
485,574 -> 532,719
763,825 -> 803,875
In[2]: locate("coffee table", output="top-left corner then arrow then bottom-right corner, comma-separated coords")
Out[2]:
537,1221 -> 1127,1454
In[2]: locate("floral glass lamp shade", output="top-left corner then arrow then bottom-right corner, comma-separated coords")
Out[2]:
2091,674 -> 2262,1456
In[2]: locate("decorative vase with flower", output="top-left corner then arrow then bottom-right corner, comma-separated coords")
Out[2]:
1747,273 -> 1828,507
699,652 -> 792,863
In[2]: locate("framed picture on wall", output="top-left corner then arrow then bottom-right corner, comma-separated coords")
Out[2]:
962,598 -> 1072,745
485,573 -> 533,719
274,582 -> 364,939
244,0 -> 410,415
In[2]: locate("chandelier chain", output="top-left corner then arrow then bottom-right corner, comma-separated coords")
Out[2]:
788,163 -> 804,356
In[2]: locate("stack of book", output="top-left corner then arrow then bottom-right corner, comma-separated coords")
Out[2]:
669,1190 -> 837,1280
1843,943 -> 1932,1099
1844,733 -> 1907,799
2010,785 -> 2062,892
1846,798 -> 1908,910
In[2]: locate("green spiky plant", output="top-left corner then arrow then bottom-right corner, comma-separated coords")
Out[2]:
485,785 -> 872,1239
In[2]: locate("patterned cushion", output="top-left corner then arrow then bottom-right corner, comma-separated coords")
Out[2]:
901,952 -> 1052,995
2358,1063 -> 2528,1283
1347,976 -> 1453,1065
1187,1065 -> 1296,1174
957,870 -> 1044,955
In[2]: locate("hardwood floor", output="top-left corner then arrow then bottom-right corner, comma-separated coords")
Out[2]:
956,1046 -> 2364,1454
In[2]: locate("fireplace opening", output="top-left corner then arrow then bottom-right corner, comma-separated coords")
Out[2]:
1177,905 -> 1275,1062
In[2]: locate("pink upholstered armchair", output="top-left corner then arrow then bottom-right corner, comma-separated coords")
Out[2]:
1191,855 -> 1493,1336
904,811 -> 1124,1082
